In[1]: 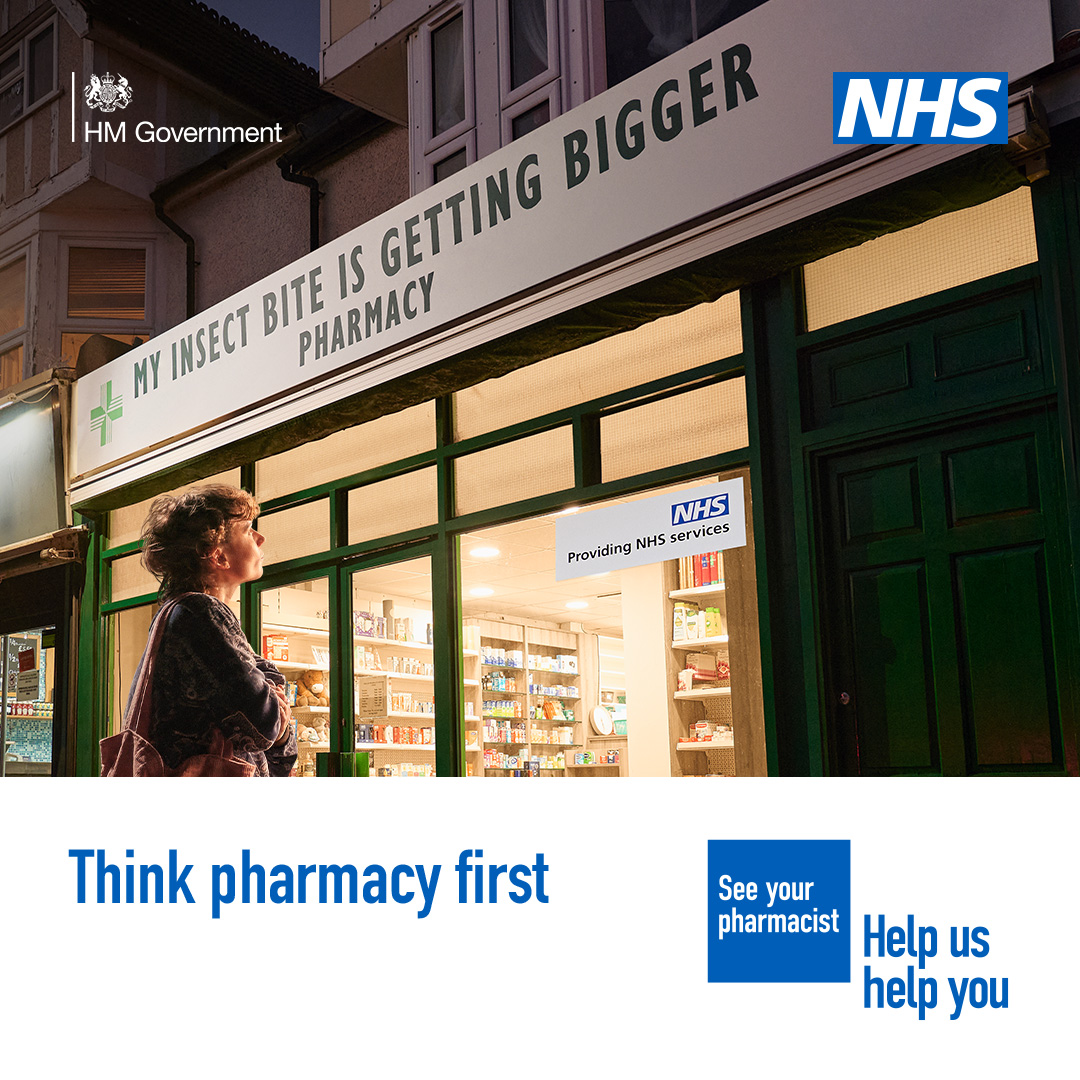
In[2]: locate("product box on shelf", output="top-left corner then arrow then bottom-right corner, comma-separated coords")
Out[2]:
262,635 -> 289,662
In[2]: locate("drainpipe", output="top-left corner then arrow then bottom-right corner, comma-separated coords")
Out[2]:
278,158 -> 321,252
152,195 -> 197,319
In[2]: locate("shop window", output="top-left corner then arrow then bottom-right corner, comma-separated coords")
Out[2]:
108,605 -> 154,739
601,378 -> 747,483
457,472 -> 764,777
107,469 -> 243,549
260,577 -> 332,777
600,0 -> 767,88
256,401 -> 435,502
348,467 -> 438,545
454,291 -> 741,439
3,629 -> 56,776
454,425 -> 575,515
802,187 -> 1039,331
110,551 -> 158,604
350,557 -> 439,777
0,20 -> 56,131
412,0 -> 561,189
259,501 -> 331,565
67,247 -> 146,320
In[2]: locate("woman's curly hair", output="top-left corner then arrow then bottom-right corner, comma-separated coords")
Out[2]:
141,484 -> 259,599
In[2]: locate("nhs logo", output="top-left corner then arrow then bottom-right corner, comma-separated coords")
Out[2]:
833,72 -> 1007,144
671,494 -> 730,525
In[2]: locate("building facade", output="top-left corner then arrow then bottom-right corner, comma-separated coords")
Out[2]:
5,0 -> 1080,777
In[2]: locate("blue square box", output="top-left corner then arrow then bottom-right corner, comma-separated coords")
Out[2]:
708,839 -> 850,983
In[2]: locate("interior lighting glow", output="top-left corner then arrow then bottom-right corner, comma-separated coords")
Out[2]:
469,546 -> 501,558
565,600 -> 589,610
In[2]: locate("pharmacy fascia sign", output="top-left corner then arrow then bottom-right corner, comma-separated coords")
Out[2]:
71,0 -> 1052,496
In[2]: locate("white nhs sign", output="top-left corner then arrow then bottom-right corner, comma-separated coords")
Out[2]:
833,72 -> 1008,144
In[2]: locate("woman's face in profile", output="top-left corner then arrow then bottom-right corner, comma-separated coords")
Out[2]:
217,519 -> 265,588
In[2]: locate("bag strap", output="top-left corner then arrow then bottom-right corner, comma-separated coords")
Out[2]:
122,595 -> 187,739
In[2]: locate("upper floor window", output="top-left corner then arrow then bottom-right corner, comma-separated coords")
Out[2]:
61,244 -> 151,375
409,0 -> 768,191
601,1 -> 767,87
0,19 -> 56,131
67,247 -> 147,321
413,0 -> 563,190
0,253 -> 27,391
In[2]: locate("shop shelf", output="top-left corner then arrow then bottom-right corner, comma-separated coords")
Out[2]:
565,762 -> 619,769
274,660 -> 328,672
677,740 -> 734,751
481,662 -> 526,670
294,705 -> 330,713
668,584 -> 726,599
481,687 -> 526,694
483,740 -> 527,746
527,667 -> 579,676
356,741 -> 435,751
263,621 -> 329,637
386,710 -> 436,719
297,740 -> 330,751
670,636 -> 729,649
529,692 -> 580,700
353,635 -> 434,650
673,687 -> 731,700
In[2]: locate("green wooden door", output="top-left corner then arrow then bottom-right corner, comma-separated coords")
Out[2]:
817,410 -> 1075,775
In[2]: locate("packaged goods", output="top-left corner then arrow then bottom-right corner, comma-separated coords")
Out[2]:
262,635 -> 289,662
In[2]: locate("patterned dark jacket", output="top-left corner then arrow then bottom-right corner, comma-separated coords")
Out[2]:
132,593 -> 297,777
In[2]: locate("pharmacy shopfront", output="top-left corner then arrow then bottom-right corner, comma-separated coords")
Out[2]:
68,2 -> 1079,777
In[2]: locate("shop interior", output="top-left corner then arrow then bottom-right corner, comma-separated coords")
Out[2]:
263,474 -> 764,778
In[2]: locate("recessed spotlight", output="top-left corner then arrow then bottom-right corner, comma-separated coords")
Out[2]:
469,546 -> 500,558
587,571 -> 611,579
556,506 -> 581,516
469,586 -> 494,597
565,600 -> 589,610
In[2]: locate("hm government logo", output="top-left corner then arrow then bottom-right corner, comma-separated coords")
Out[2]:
84,72 -> 133,113
90,381 -> 123,447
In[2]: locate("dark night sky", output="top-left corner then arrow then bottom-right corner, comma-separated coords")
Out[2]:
204,0 -> 321,70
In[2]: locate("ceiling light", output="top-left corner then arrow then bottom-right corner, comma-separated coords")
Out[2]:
469,546 -> 500,558
565,600 -> 589,610
468,586 -> 494,597
556,506 -> 581,515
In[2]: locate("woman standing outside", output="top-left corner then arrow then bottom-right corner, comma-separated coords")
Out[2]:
103,484 -> 296,777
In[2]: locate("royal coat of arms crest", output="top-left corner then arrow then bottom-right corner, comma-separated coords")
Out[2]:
84,72 -> 133,112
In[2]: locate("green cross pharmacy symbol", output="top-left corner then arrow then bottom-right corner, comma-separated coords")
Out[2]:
89,380 -> 123,446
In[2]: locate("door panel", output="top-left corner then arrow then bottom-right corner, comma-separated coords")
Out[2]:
954,546 -> 1057,767
819,412 -> 1071,775
846,563 -> 938,773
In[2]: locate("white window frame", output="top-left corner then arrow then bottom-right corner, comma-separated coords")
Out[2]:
411,0 -> 581,194
0,14 -> 59,138
412,3 -> 476,188
500,79 -> 560,147
497,0 -> 560,110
